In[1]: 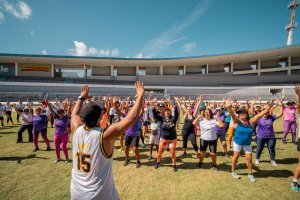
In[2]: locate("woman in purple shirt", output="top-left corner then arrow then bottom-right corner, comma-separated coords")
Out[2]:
255,99 -> 283,166
47,100 -> 71,163
32,106 -> 51,152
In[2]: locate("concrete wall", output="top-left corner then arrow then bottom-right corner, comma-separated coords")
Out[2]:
92,66 -> 111,76
233,62 -> 253,71
186,66 -> 200,74
163,66 -> 179,75
208,64 -> 225,73
145,67 -> 160,75
261,60 -> 279,69
292,57 -> 300,66
116,66 -> 136,76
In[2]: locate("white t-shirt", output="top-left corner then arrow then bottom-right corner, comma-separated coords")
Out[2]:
109,108 -> 115,115
16,104 -> 25,110
5,105 -> 12,112
199,118 -> 219,141
20,113 -> 33,125
0,106 -> 5,117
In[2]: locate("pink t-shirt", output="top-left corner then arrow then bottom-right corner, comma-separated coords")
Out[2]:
283,105 -> 296,121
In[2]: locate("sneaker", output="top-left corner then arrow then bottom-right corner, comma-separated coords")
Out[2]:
255,159 -> 260,165
141,143 -> 147,148
65,159 -> 69,164
173,165 -> 178,172
124,160 -> 130,166
53,159 -> 61,163
148,156 -> 152,161
196,154 -> 199,159
33,147 -> 39,152
197,162 -> 203,168
16,140 -> 23,143
291,182 -> 299,192
282,139 -> 287,144
248,174 -> 256,183
232,172 -> 241,179
211,166 -> 219,172
136,161 -> 141,168
154,162 -> 162,169
270,160 -> 277,167
293,141 -> 298,145
46,147 -> 51,151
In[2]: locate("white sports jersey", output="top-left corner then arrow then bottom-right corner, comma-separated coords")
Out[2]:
71,125 -> 119,200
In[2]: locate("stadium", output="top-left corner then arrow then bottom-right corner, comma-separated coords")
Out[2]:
1,44 -> 300,101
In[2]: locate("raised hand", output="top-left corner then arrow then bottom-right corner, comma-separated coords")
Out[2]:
80,85 -> 89,99
135,81 -> 144,98
294,84 -> 300,95
225,98 -> 232,108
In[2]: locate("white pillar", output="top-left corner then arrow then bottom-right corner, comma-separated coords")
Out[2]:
15,62 -> 18,76
51,64 -> 54,78
258,60 -> 261,76
206,64 -> 209,74
230,62 -> 234,72
287,56 -> 291,75
183,65 -> 186,75
160,65 -> 163,75
83,64 -> 87,78
111,65 -> 114,76
136,65 -> 139,76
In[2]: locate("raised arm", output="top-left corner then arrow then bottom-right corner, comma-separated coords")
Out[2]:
71,85 -> 89,132
213,115 -> 225,128
193,96 -> 203,118
275,97 -> 284,118
225,99 -> 238,124
102,81 -> 144,156
249,100 -> 273,126
295,84 -> 300,115
45,100 -> 56,117
12,104 -> 22,115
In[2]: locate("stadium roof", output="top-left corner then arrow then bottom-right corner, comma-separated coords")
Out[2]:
0,44 -> 300,67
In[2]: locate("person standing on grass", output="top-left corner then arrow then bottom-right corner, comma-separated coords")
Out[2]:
4,101 -> 14,126
46,100 -> 71,163
0,103 -> 5,126
214,107 -> 229,157
16,100 -> 25,123
282,101 -> 297,144
177,96 -> 200,157
225,98 -> 273,183
70,82 -> 144,200
192,108 -> 225,172
254,98 -> 284,167
291,84 -> 300,192
13,104 -> 33,143
32,105 -> 51,152
148,115 -> 160,160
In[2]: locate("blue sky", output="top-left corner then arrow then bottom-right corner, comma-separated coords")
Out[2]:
0,0 -> 299,58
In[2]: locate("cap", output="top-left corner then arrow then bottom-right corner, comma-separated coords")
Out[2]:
236,109 -> 248,114
80,102 -> 102,123
216,107 -> 222,111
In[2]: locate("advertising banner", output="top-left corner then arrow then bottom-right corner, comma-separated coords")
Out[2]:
0,63 -> 15,76
20,64 -> 49,72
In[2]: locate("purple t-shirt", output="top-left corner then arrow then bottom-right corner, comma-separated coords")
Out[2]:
54,114 -> 69,136
214,114 -> 226,133
124,113 -> 139,137
32,114 -> 48,131
257,115 -> 277,138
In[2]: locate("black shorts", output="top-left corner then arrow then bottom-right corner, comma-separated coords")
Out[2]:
143,120 -> 150,126
125,135 -> 140,147
297,138 -> 300,152
200,139 -> 217,153
0,116 -> 3,120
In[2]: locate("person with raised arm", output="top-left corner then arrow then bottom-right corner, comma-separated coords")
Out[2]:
70,81 -> 144,200
225,98 -> 273,183
291,84 -> 300,192
192,107 -> 225,172
13,104 -> 33,143
46,99 -> 71,163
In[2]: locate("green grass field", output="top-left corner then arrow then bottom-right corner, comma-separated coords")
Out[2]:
0,111 -> 299,200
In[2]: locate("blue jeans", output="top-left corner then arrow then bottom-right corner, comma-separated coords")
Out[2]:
256,137 -> 276,161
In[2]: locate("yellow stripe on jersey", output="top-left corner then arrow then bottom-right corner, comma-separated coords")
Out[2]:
100,129 -> 112,159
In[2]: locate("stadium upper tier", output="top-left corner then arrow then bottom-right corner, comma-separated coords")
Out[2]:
0,45 -> 299,84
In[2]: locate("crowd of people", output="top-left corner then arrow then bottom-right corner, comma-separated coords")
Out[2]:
0,82 -> 299,199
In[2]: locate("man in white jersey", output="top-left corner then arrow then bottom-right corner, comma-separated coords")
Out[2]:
70,81 -> 144,200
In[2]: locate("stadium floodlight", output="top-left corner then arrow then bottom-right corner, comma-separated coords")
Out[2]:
286,0 -> 299,46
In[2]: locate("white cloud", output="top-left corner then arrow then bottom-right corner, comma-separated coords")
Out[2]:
69,41 -> 120,57
41,50 -> 48,55
3,0 -> 31,20
30,30 -> 34,36
135,53 -> 152,58
182,42 -> 196,52
0,11 -> 5,23
137,0 -> 208,57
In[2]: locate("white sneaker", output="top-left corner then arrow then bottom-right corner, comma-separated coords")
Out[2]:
232,172 -> 241,179
255,159 -> 260,165
270,160 -> 277,167
248,174 -> 256,183
53,159 -> 61,164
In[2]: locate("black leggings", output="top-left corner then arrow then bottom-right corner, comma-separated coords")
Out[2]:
182,130 -> 198,151
139,129 -> 145,144
225,122 -> 230,133
109,115 -> 114,125
17,124 -> 33,142
6,111 -> 13,124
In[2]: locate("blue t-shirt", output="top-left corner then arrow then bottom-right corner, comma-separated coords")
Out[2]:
224,111 -> 231,123
233,122 -> 253,146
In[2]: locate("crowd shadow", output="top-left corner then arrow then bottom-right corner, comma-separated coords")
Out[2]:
0,154 -> 49,164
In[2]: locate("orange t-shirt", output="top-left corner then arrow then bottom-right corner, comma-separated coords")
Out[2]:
100,114 -> 109,129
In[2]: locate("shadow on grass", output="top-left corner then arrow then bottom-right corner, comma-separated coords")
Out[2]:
0,154 -> 49,164
276,157 -> 298,164
0,131 -> 16,134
